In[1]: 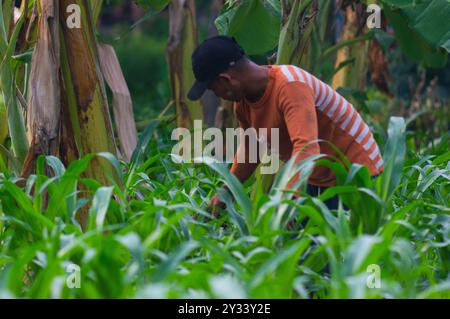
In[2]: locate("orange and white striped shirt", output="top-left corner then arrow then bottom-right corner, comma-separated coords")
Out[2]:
230,64 -> 384,187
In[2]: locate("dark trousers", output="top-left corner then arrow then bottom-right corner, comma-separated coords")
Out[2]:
306,174 -> 380,211
306,184 -> 343,211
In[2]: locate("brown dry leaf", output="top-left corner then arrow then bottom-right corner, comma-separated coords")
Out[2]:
23,0 -> 61,177
97,43 -> 137,161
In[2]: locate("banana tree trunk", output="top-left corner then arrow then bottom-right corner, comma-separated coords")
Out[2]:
167,0 -> 203,129
22,0 -> 60,176
58,0 -> 117,159
24,0 -> 117,164
201,0 -> 223,127
60,0 -> 118,228
276,0 -> 318,66
22,0 -> 118,229
306,0 -> 333,73
331,4 -> 370,90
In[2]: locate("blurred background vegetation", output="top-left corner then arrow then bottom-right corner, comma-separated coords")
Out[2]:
95,0 -> 449,151
97,0 -> 217,122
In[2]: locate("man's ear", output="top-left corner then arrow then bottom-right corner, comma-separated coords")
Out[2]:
217,73 -> 232,83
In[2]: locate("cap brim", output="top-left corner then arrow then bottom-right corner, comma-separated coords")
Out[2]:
188,80 -> 209,101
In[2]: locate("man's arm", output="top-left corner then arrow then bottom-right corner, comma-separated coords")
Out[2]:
278,81 -> 320,188
230,126 -> 260,183
229,103 -> 259,183
209,104 -> 258,215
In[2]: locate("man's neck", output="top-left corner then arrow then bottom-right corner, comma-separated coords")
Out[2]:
243,64 -> 270,103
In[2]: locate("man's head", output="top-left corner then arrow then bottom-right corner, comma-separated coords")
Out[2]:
188,36 -> 248,102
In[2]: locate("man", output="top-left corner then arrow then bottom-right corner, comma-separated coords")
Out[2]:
187,35 -> 384,212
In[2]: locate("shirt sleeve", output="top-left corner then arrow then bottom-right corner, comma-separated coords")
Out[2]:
230,102 -> 259,183
278,81 -> 320,189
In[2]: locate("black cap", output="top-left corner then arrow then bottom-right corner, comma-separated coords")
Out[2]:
188,35 -> 245,101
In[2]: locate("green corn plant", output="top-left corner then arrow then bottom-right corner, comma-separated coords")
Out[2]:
0,113 -> 448,298
376,117 -> 406,203
0,96 -> 7,146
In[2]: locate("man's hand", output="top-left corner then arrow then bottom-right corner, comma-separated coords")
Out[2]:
208,186 -> 231,218
208,194 -> 226,218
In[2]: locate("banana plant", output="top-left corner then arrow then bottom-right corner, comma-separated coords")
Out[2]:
18,0 -> 121,229
331,2 -> 370,90
167,0 -> 204,129
136,0 -> 204,129
381,0 -> 450,68
276,0 -> 318,65
215,0 -> 281,56
0,0 -> 29,169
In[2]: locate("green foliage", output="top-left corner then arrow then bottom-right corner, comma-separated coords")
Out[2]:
0,1 -> 29,168
382,0 -> 450,67
0,98 -> 7,145
0,117 -> 448,298
215,0 -> 281,55
377,117 -> 406,203
111,32 -> 170,122
134,0 -> 172,11
215,0 -> 450,68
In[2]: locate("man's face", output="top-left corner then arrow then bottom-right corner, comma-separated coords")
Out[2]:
207,73 -> 244,102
